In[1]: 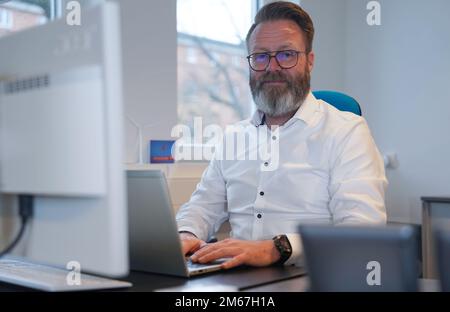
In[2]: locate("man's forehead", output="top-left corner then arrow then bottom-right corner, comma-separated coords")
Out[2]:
249,20 -> 305,51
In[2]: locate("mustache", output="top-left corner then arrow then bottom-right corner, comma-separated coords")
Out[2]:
255,72 -> 292,89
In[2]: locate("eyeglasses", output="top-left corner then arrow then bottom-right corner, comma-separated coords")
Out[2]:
246,50 -> 305,72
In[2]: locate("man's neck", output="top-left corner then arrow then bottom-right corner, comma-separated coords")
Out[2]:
264,110 -> 297,128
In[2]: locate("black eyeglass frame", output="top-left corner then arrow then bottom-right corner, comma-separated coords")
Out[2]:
246,50 -> 306,72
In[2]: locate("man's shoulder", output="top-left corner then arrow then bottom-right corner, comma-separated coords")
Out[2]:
318,99 -> 367,135
319,99 -> 363,123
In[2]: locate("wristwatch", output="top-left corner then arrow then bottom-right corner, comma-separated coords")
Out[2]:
272,234 -> 292,265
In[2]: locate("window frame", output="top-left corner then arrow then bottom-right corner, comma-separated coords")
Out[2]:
0,0 -> 61,29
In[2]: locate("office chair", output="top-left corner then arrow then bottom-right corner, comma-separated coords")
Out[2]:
313,90 -> 362,116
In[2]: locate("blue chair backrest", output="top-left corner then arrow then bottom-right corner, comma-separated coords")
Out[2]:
312,90 -> 362,116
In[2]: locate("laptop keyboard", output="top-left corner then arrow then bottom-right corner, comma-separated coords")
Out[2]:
186,259 -> 210,269
186,257 -> 228,268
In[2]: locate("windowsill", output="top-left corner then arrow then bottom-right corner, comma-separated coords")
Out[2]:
125,162 -> 209,179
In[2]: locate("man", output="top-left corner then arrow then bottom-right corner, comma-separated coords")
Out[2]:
176,1 -> 387,269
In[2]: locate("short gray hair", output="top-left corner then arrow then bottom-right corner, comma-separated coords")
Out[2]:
246,1 -> 315,53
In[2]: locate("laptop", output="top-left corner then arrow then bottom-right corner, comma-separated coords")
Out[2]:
298,224 -> 420,291
126,170 -> 226,277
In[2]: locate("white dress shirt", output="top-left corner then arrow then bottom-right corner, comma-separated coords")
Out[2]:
176,92 -> 387,266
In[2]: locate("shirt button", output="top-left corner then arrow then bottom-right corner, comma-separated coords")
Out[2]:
257,213 -> 262,219
259,191 -> 264,196
272,135 -> 277,140
264,162 -> 269,166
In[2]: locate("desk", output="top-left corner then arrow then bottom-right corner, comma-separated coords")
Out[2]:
122,265 -> 306,292
0,265 -> 440,292
0,265 -> 306,292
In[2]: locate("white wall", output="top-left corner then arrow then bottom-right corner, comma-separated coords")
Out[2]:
345,0 -> 450,223
113,0 -> 177,164
303,0 -> 450,224
301,0 -> 346,91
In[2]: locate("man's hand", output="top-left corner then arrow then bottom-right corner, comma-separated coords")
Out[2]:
179,232 -> 206,256
190,238 -> 281,269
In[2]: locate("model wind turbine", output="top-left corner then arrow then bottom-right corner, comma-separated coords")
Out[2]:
126,115 -> 157,165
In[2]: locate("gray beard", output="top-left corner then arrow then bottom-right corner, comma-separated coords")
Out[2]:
253,86 -> 302,117
250,69 -> 310,118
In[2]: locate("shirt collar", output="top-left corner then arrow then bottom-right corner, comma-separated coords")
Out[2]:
250,91 -> 320,127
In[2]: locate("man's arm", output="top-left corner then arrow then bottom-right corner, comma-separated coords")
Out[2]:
176,156 -> 227,254
276,119 -> 388,268
329,118 -> 388,225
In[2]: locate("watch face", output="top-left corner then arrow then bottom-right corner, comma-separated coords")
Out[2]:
274,235 -> 292,262
280,236 -> 292,252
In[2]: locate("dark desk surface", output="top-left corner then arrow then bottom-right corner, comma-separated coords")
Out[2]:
122,265 -> 306,292
0,265 -> 307,292
0,265 -> 440,292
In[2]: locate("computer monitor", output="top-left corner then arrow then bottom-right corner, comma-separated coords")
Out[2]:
299,225 -> 420,292
0,2 -> 128,277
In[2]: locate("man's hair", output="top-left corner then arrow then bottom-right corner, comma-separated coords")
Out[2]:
246,1 -> 315,53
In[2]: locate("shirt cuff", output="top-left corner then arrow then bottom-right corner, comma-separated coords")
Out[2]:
177,225 -> 203,241
284,233 -> 304,266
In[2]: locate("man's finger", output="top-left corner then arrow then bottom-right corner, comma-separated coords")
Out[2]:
182,239 -> 201,256
190,242 -> 222,260
221,255 -> 245,270
197,247 -> 233,263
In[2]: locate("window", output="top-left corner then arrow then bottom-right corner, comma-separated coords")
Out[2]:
0,9 -> 13,29
0,0 -> 60,38
177,0 -> 256,131
232,55 -> 241,68
186,47 -> 198,64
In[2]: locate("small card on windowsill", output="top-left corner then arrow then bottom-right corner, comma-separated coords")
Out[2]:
150,140 -> 175,163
